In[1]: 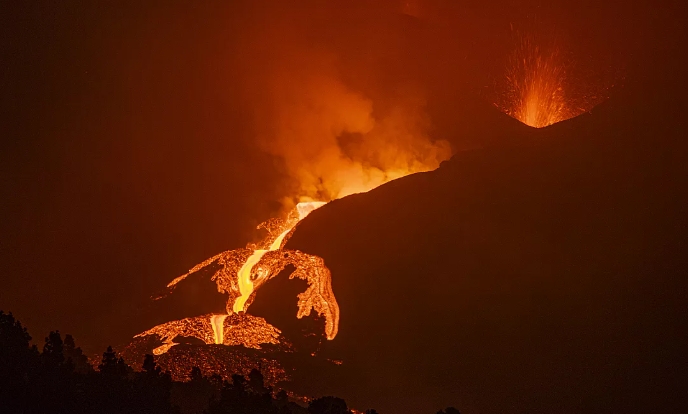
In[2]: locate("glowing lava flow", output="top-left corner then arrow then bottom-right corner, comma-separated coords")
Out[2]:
234,250 -> 269,313
210,314 -> 228,344
137,201 -> 337,354
135,313 -> 282,355
233,201 -> 326,313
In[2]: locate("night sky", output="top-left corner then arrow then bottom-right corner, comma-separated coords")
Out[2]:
2,1 -> 687,412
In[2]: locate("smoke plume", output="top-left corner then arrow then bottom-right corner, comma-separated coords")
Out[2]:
234,3 -> 451,204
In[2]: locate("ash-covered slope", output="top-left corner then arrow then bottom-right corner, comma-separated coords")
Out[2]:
257,70 -> 688,412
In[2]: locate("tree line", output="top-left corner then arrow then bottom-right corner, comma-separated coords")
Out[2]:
0,310 -> 461,414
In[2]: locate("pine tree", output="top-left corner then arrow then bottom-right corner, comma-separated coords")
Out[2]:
42,330 -> 65,367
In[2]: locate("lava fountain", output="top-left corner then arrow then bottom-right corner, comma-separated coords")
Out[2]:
509,39 -> 568,127
495,29 -> 596,128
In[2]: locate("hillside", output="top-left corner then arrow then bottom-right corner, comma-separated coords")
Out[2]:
251,65 -> 688,414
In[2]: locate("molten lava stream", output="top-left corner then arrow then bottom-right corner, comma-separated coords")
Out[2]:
210,314 -> 228,344
234,250 -> 270,313
233,201 -> 325,313
137,200 -> 339,355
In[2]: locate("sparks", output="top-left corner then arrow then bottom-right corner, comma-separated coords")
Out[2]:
492,25 -> 611,130
503,35 -> 571,128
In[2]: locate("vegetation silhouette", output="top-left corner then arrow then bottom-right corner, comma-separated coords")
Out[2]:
1,311 -> 449,414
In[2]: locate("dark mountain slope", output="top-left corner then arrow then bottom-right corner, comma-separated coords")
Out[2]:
259,62 -> 688,414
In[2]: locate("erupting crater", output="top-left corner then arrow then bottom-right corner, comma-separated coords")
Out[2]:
496,30 -> 607,128
503,37 -> 570,127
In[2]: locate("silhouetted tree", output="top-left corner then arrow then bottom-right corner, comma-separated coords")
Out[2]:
0,312 -> 387,414
248,368 -> 269,395
308,396 -> 350,414
276,389 -> 289,406
98,345 -> 130,379
0,310 -> 37,373
135,354 -> 173,414
208,370 -> 280,414
143,354 -> 162,376
173,367 -> 218,414
63,333 -> 92,374
190,366 -> 204,382
0,311 -> 38,413
42,330 -> 65,366
436,407 -> 461,414
32,330 -> 84,414
99,345 -> 118,372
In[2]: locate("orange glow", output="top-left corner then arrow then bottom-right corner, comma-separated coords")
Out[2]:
229,201 -> 329,314
140,171 -> 437,358
135,313 -> 282,355
233,201 -> 328,314
136,9 -> 454,360
210,314 -> 228,345
499,33 -> 575,128
139,200 -> 340,356
233,249 -> 269,313
137,79 -> 451,360
247,52 -> 452,201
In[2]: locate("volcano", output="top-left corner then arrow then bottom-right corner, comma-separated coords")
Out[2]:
124,50 -> 687,414
251,70 -> 688,412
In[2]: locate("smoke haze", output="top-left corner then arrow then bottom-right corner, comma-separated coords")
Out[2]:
229,2 -> 451,203
0,0 -> 670,354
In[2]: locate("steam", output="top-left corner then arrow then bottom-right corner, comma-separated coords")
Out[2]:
259,68 -> 450,201
234,8 -> 451,203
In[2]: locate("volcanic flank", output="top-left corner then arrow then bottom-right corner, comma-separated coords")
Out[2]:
121,48 -> 688,413
257,75 -> 688,413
